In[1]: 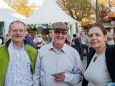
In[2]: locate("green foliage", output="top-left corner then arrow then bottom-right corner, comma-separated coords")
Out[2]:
98,4 -> 108,22
57,0 -> 95,22
57,0 -> 109,24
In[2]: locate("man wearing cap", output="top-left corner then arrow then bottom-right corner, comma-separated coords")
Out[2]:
33,22 -> 83,86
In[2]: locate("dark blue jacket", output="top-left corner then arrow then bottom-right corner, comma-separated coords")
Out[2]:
25,34 -> 35,48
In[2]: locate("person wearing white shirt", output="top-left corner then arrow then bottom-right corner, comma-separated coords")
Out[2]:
82,23 -> 115,86
33,22 -> 83,86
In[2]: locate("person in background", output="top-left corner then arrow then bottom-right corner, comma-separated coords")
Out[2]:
37,33 -> 45,49
0,20 -> 38,86
45,30 -> 54,44
33,33 -> 39,49
82,23 -> 115,86
0,33 -> 4,44
79,31 -> 88,60
25,30 -> 35,48
65,38 -> 71,45
33,22 -> 83,86
71,33 -> 80,54
106,29 -> 114,45
49,30 -> 54,39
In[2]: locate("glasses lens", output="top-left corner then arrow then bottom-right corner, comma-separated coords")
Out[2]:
54,30 -> 67,35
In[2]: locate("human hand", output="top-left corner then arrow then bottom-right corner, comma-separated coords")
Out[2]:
52,72 -> 65,82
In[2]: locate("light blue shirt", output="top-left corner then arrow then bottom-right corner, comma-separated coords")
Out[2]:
33,43 -> 83,86
4,41 -> 33,86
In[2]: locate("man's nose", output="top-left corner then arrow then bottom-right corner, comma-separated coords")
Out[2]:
16,30 -> 21,34
58,32 -> 64,36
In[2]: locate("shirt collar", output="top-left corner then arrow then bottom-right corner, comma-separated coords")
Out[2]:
10,41 -> 24,50
48,42 -> 67,53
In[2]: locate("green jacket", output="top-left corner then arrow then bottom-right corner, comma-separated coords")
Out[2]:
0,39 -> 38,86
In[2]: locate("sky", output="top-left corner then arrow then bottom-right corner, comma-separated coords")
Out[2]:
29,0 -> 44,6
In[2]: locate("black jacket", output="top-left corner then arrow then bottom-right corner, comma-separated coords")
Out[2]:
82,44 -> 115,86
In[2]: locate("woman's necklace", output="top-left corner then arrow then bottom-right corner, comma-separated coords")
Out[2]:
93,46 -> 106,62
93,56 -> 98,62
93,54 -> 101,62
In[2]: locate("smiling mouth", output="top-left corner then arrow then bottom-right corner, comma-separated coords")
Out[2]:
90,42 -> 97,44
15,36 -> 21,37
57,38 -> 63,40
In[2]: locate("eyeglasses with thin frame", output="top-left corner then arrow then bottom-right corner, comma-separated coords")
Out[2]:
54,30 -> 68,35
11,29 -> 25,33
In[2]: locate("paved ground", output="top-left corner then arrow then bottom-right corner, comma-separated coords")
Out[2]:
77,56 -> 87,86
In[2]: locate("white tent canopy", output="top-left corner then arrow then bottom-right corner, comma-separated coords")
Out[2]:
0,0 -> 26,35
26,0 -> 81,38
0,0 -> 26,21
26,0 -> 79,24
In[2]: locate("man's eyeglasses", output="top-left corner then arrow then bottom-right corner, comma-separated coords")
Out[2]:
11,29 -> 25,33
54,30 -> 68,35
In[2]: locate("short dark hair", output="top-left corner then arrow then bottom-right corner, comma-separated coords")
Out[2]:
88,23 -> 107,35
73,34 -> 77,37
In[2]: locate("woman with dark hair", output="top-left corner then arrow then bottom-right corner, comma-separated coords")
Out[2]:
82,23 -> 115,86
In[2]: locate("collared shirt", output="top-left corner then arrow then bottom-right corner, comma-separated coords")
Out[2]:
33,43 -> 83,86
4,41 -> 33,86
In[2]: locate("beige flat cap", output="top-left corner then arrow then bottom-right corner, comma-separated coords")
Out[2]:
52,22 -> 68,31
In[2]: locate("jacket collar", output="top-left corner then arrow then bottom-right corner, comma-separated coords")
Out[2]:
87,44 -> 109,67
5,39 -> 27,47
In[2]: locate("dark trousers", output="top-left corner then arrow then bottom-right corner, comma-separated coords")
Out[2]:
80,44 -> 88,60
